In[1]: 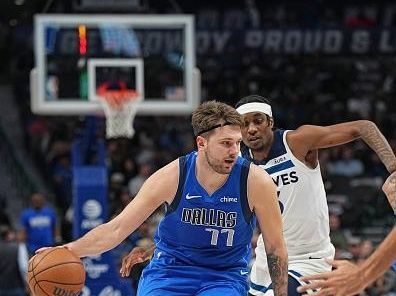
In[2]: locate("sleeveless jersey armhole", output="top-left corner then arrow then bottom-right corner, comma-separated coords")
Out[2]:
283,130 -> 320,173
165,156 -> 187,215
240,160 -> 253,223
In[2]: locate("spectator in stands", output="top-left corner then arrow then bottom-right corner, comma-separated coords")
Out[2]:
347,236 -> 363,261
329,212 -> 348,251
107,140 -> 124,172
0,225 -> 29,296
19,193 -> 59,255
52,154 -> 72,213
128,162 -> 152,196
359,239 -> 374,260
111,189 -> 133,218
108,172 -> 126,209
122,158 -> 137,186
327,147 -> 365,177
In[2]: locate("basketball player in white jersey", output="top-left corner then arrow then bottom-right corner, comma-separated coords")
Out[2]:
235,95 -> 396,296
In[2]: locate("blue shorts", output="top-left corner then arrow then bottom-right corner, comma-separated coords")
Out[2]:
137,253 -> 248,296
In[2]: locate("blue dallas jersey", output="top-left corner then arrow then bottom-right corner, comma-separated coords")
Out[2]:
154,151 -> 256,269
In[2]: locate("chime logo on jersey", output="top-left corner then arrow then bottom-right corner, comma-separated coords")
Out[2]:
220,196 -> 238,203
181,208 -> 237,228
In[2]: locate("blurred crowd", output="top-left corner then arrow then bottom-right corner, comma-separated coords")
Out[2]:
0,0 -> 395,295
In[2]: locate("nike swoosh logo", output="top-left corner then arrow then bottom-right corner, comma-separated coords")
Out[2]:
309,256 -> 322,260
186,193 -> 201,200
240,271 -> 249,275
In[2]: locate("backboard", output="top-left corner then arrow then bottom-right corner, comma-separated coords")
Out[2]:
31,14 -> 200,115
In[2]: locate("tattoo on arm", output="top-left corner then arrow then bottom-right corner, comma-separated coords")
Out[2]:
360,122 -> 396,173
267,253 -> 288,296
387,175 -> 396,213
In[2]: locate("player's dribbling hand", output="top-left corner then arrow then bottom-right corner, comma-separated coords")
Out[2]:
297,259 -> 364,296
35,245 -> 66,254
120,245 -> 155,277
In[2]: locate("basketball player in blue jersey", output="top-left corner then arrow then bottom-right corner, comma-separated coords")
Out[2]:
41,101 -> 289,295
234,95 -> 396,296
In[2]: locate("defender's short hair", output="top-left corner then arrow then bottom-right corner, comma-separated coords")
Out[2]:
235,95 -> 272,109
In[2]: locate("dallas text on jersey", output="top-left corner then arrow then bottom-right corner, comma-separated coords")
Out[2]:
181,208 -> 237,228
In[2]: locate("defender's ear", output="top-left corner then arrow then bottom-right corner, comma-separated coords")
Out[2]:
269,117 -> 274,128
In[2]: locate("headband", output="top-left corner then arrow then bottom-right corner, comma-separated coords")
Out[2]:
236,102 -> 272,117
195,122 -> 233,136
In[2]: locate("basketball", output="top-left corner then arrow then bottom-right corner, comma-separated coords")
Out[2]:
27,247 -> 86,296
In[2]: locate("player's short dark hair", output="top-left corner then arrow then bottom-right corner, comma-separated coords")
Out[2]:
191,101 -> 243,137
235,95 -> 272,109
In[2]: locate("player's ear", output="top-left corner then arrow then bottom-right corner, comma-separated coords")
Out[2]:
268,117 -> 274,128
196,136 -> 206,150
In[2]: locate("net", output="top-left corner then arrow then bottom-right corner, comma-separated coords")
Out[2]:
98,89 -> 141,139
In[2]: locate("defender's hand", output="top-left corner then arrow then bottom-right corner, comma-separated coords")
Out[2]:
120,245 -> 155,277
297,259 -> 364,296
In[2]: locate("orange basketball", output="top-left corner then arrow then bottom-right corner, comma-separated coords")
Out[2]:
27,247 -> 86,296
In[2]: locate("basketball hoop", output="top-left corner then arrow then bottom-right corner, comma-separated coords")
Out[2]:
98,88 -> 141,139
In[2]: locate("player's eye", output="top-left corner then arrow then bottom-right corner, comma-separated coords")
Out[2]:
222,141 -> 231,146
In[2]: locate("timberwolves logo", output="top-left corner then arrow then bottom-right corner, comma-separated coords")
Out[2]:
53,287 -> 79,296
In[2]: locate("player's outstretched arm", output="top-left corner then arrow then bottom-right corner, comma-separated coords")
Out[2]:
289,120 -> 396,171
64,160 -> 179,258
382,171 -> 396,214
248,164 -> 288,296
297,226 -> 396,296
120,244 -> 155,277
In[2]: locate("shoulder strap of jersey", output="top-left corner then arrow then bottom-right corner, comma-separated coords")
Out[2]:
165,155 -> 187,215
240,159 -> 253,223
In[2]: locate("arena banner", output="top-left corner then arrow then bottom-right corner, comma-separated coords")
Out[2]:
194,28 -> 396,55
73,166 -> 135,296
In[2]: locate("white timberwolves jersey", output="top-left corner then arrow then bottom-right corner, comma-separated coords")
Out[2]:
242,129 -> 335,295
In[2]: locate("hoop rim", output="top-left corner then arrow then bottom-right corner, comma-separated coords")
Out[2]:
97,89 -> 140,101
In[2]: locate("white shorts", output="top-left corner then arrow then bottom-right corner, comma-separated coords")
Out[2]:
249,246 -> 335,295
